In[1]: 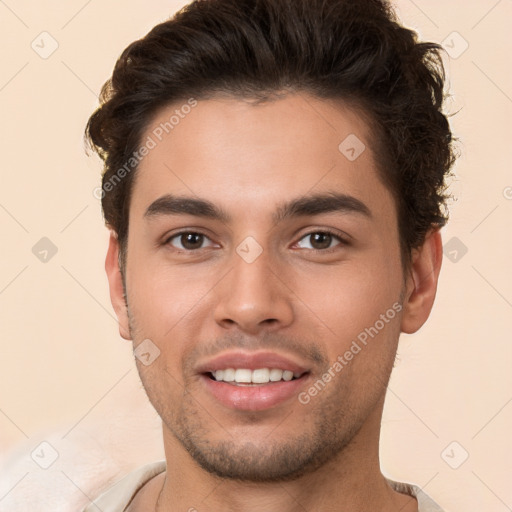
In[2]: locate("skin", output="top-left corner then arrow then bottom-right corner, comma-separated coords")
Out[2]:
105,93 -> 442,512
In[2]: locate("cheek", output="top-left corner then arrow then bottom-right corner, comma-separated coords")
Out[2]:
127,253 -> 213,324
293,256 -> 402,337
126,259 -> 217,380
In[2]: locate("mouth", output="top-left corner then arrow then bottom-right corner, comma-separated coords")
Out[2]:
196,351 -> 312,411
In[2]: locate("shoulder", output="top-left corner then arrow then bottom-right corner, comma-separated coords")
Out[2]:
81,460 -> 166,512
387,479 -> 445,512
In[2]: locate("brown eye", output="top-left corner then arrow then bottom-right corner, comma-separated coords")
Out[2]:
296,231 -> 344,251
310,232 -> 332,250
166,232 -> 213,251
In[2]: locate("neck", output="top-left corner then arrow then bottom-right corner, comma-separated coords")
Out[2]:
153,396 -> 417,512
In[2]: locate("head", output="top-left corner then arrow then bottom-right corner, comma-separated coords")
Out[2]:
86,0 -> 455,482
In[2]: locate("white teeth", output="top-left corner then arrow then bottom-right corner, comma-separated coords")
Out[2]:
282,370 -> 294,381
211,368 -> 299,384
252,368 -> 270,383
234,369 -> 252,383
222,368 -> 235,382
269,368 -> 283,381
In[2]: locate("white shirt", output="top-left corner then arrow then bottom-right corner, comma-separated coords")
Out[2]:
82,461 -> 445,512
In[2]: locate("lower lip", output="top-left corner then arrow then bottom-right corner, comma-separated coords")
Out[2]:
200,374 -> 309,411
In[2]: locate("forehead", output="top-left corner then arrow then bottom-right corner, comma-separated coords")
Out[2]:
130,93 -> 395,225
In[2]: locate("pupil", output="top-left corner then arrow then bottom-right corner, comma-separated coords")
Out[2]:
312,232 -> 331,249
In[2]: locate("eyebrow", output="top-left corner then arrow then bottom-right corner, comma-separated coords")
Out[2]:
143,192 -> 372,223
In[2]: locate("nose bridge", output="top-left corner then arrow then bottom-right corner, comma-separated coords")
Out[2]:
213,241 -> 294,333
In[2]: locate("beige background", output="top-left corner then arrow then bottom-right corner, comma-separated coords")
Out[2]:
0,1 -> 511,510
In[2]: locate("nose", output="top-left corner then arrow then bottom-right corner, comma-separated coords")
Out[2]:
213,249 -> 294,335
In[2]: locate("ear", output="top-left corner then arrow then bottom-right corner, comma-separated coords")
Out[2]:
105,231 -> 131,340
400,228 -> 443,334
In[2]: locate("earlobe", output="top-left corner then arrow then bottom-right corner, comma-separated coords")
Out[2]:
105,231 -> 131,340
400,229 -> 443,334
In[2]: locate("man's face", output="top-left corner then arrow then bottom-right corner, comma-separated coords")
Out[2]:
118,93 -> 409,481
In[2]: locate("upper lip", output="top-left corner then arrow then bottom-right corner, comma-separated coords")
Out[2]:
195,350 -> 310,376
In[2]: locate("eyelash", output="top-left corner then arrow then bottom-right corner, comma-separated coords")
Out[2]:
163,228 -> 349,253
295,228 -> 349,252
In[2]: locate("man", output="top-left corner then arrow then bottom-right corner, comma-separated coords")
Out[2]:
83,0 -> 455,510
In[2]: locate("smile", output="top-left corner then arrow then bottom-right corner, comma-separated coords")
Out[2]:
209,367 -> 302,384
